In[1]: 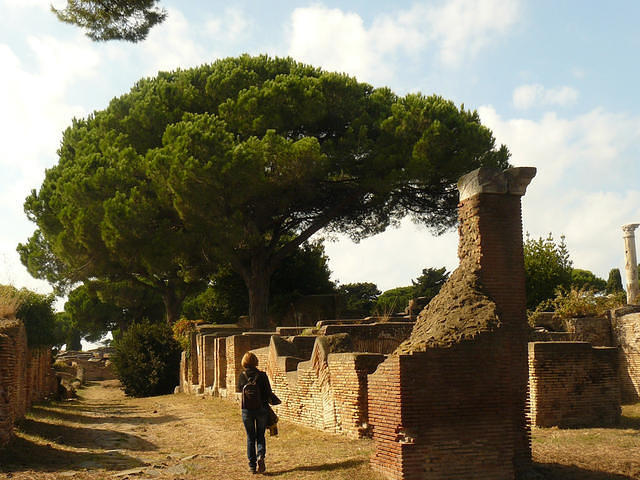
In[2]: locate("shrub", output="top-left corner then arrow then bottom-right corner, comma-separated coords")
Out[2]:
529,287 -> 626,325
171,317 -> 203,357
375,286 -> 414,316
111,321 -> 181,397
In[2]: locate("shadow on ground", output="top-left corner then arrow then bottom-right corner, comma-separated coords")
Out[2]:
17,417 -> 157,451
263,458 -> 366,476
30,404 -> 178,426
0,435 -> 147,473
533,463 -> 632,479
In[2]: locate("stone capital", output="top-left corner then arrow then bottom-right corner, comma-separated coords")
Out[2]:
458,167 -> 537,201
622,223 -> 640,237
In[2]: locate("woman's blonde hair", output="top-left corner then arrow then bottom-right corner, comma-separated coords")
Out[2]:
241,352 -> 259,368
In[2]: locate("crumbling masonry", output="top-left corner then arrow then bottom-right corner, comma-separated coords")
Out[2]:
0,319 -> 56,447
368,167 -> 536,480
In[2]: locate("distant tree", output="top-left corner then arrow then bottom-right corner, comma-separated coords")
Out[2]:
571,268 -> 606,293
51,0 -> 166,42
337,282 -> 381,317
606,268 -> 624,294
412,267 -> 449,301
374,266 -> 449,315
524,233 -> 573,310
375,286 -> 414,315
53,311 -> 82,351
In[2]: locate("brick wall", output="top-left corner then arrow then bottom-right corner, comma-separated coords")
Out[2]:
266,334 -> 385,438
321,323 -> 414,354
225,333 -> 274,394
369,167 -> 535,480
528,342 -> 620,427
369,338 -> 518,480
611,308 -> 640,402
0,319 -> 56,448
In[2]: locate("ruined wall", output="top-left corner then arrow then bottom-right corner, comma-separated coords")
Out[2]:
226,334 -> 274,394
369,337 -> 518,480
0,319 -> 56,448
611,308 -> 640,402
369,167 -> 536,480
528,342 -> 620,427
321,323 -> 414,354
267,335 -> 385,438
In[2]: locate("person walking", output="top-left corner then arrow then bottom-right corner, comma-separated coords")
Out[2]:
238,352 -> 273,474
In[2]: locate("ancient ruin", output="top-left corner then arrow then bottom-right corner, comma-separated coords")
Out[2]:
170,165 -> 640,479
622,223 -> 640,305
0,319 -> 56,447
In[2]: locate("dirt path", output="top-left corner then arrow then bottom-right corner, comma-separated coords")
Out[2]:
0,380 -> 382,480
2,380 -> 640,479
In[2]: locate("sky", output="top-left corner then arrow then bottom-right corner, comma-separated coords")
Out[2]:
1,0 -> 640,302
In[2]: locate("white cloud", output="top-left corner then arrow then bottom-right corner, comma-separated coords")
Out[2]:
513,83 -> 579,109
139,7 -> 252,75
479,105 -> 640,278
323,219 -> 459,291
287,0 -> 521,83
425,0 -> 521,66
1,0 -> 56,10
139,8 -> 207,74
205,7 -> 251,43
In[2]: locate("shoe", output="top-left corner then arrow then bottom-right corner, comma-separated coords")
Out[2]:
257,456 -> 266,473
250,468 -> 257,475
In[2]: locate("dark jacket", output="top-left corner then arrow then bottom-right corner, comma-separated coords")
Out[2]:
237,367 -> 273,409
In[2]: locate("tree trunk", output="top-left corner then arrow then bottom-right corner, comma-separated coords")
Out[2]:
245,258 -> 272,330
162,290 -> 181,325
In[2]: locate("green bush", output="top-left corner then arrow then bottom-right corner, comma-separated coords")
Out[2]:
111,321 -> 181,397
529,286 -> 626,325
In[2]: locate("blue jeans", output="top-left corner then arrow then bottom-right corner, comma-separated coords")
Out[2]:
242,407 -> 268,470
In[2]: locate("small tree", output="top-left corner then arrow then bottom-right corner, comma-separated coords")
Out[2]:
337,282 -> 381,317
524,233 -> 573,310
605,268 -> 625,294
375,286 -> 414,315
111,321 -> 181,397
571,268 -> 606,293
412,267 -> 449,300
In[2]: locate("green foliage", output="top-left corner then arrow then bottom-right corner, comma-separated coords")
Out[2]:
571,268 -> 606,293
64,281 -> 165,342
375,286 -> 414,315
53,311 -> 82,351
374,267 -> 449,315
0,285 -> 59,348
51,0 -> 166,42
524,233 -> 573,310
411,267 -> 449,300
337,282 -> 381,317
182,241 -> 335,324
21,55 -> 509,329
530,287 -> 626,321
606,268 -> 625,294
171,318 -> 203,356
111,321 -> 181,397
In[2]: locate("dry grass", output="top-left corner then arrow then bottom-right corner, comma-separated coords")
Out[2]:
531,403 -> 640,479
2,380 -> 640,479
0,380 -> 383,480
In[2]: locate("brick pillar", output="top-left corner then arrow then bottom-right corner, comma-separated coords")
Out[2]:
457,166 -> 537,474
369,167 -> 536,480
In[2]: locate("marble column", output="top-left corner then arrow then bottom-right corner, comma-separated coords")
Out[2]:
622,223 -> 640,305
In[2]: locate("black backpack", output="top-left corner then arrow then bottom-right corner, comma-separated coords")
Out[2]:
242,372 -> 262,410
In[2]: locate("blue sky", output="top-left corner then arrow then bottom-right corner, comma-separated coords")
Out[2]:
1,0 -> 640,299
